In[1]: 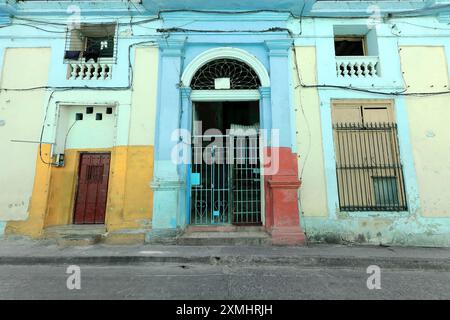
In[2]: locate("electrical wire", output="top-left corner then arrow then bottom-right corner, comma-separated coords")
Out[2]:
21,39 -> 155,165
156,27 -> 291,34
63,119 -> 78,153
8,5 -> 450,29
39,90 -> 62,166
1,7 -> 448,168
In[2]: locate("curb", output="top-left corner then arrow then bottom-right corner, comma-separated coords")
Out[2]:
1,255 -> 449,271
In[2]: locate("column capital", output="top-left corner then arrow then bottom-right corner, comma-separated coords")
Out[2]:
158,38 -> 186,57
265,39 -> 292,57
438,12 -> 450,23
259,86 -> 271,98
180,86 -> 192,98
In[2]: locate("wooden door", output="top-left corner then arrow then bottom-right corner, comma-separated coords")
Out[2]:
73,153 -> 111,224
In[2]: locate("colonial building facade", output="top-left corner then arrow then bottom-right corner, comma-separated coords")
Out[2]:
1,0 -> 449,246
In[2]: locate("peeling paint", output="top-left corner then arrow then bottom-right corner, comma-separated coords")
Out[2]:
303,217 -> 450,247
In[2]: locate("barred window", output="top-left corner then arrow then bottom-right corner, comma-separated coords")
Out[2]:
64,24 -> 118,64
332,102 -> 407,212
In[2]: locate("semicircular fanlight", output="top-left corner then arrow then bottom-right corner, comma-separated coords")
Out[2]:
190,58 -> 261,90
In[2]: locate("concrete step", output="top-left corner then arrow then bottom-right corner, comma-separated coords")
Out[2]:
57,234 -> 103,247
178,230 -> 271,246
44,225 -> 106,246
186,225 -> 265,233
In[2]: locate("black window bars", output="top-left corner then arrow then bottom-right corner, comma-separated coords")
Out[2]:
333,122 -> 408,212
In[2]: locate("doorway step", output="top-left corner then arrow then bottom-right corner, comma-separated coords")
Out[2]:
178,226 -> 271,246
44,225 -> 106,246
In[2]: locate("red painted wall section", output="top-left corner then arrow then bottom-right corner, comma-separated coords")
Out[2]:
263,147 -> 306,245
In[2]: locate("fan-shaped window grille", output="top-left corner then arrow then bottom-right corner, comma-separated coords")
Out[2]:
190,59 -> 261,90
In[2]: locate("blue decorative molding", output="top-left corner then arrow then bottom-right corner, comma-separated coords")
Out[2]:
9,0 -> 148,17
438,11 -> 450,22
0,0 -> 14,25
265,39 -> 292,57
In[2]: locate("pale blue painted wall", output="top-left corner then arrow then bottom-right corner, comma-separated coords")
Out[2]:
0,221 -> 5,236
295,15 -> 450,246
150,11 -> 298,234
1,1 -> 449,245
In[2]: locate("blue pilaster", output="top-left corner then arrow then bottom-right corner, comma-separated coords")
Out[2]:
150,38 -> 186,233
265,39 -> 295,150
259,86 -> 272,146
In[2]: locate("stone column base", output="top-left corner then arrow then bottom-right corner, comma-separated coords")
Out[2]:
264,147 -> 306,246
270,226 -> 306,246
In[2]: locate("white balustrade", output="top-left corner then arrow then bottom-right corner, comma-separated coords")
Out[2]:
68,61 -> 112,80
336,56 -> 380,78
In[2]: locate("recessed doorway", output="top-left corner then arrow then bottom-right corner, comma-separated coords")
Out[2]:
190,101 -> 262,225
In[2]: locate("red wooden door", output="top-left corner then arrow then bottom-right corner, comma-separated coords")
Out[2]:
73,153 -> 111,224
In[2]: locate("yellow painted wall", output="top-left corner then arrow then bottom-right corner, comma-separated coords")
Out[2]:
129,46 -> 158,146
105,145 -> 154,231
293,47 -> 328,217
5,144 -> 52,237
0,48 -> 51,222
400,46 -> 450,217
5,46 -> 158,238
44,146 -> 154,231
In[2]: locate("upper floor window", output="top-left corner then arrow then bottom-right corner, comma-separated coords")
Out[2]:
334,36 -> 366,56
64,24 -> 117,80
334,25 -> 380,78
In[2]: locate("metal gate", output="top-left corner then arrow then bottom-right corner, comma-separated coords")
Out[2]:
190,134 -> 262,225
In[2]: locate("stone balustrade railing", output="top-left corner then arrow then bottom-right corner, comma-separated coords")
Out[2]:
68,61 -> 112,80
336,56 -> 380,78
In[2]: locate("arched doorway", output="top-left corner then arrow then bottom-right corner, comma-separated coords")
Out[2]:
182,48 -> 269,226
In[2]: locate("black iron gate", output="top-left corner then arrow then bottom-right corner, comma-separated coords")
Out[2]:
190,134 -> 262,225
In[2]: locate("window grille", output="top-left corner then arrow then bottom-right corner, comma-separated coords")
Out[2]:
190,59 -> 261,90
333,122 -> 407,211
64,24 -> 118,64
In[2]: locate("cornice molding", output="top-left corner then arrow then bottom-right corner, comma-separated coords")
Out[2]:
160,11 -> 292,22
438,12 -> 450,22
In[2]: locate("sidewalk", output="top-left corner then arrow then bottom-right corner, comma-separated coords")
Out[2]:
0,238 -> 449,270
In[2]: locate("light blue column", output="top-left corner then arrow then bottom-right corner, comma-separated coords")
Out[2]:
150,38 -> 186,237
265,39 -> 295,150
179,87 -> 192,227
259,86 -> 272,146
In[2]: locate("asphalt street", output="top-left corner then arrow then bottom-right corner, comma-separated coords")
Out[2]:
0,263 -> 448,300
